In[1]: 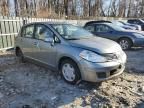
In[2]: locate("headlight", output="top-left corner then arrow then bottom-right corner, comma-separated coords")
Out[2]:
133,33 -> 144,38
79,50 -> 115,63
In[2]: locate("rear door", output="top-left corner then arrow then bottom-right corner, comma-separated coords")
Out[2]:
20,24 -> 35,58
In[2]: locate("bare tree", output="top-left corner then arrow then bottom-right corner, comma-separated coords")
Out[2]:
138,0 -> 144,17
0,0 -> 9,16
13,0 -> 19,16
1,0 -> 144,18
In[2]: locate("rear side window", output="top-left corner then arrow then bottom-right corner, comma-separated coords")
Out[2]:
84,25 -> 95,32
22,25 -> 34,38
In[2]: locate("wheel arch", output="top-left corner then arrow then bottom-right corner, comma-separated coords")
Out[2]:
58,56 -> 82,83
117,37 -> 133,45
58,56 -> 79,70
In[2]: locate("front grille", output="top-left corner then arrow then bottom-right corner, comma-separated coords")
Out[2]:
97,65 -> 122,79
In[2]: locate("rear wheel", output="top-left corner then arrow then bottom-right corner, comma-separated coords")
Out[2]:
16,48 -> 24,62
60,59 -> 81,84
119,38 -> 132,50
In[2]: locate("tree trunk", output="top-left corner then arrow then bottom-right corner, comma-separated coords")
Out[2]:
14,0 -> 19,16
64,0 -> 68,16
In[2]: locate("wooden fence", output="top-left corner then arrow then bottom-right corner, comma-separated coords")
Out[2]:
0,16 -> 22,50
0,16 -> 126,50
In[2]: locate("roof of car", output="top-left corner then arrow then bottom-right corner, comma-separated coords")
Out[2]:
85,20 -> 112,26
127,19 -> 141,21
86,22 -> 112,25
23,21 -> 69,26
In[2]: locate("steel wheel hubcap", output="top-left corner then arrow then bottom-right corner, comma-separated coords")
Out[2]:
119,40 -> 129,49
62,63 -> 75,82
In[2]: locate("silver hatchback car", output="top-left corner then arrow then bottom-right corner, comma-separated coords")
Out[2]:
15,22 -> 127,84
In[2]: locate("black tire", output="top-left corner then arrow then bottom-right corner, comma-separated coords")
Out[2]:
60,59 -> 81,84
16,48 -> 24,62
118,38 -> 132,50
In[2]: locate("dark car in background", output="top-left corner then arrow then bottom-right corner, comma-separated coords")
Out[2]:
127,19 -> 144,31
85,20 -> 139,30
119,21 -> 141,31
112,21 -> 137,30
84,22 -> 144,50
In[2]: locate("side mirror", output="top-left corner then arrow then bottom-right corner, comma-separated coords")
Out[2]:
54,36 -> 60,43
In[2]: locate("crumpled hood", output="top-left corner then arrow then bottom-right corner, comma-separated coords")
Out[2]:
68,37 -> 122,54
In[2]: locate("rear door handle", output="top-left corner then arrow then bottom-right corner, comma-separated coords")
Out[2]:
33,42 -> 39,47
34,42 -> 38,45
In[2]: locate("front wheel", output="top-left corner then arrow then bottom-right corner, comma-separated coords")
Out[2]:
119,38 -> 132,50
60,59 -> 81,84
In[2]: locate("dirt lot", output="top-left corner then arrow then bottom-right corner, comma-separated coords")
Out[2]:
0,49 -> 144,108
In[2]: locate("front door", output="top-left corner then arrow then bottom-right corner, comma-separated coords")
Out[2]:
33,24 -> 57,67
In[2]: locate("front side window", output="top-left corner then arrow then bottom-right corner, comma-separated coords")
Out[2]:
108,23 -> 125,31
95,25 -> 110,32
136,20 -> 142,24
35,25 -> 54,41
51,24 -> 94,40
114,21 -> 124,26
22,25 -> 34,38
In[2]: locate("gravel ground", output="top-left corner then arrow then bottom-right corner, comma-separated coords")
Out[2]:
0,49 -> 144,108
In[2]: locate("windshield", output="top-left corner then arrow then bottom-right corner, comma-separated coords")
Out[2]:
120,22 -> 128,25
51,24 -> 94,40
112,21 -> 124,26
107,23 -> 125,31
